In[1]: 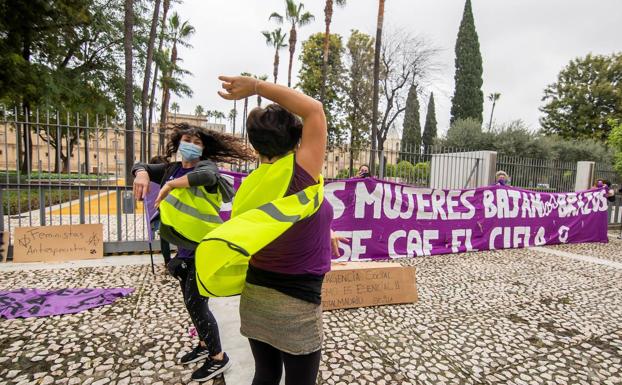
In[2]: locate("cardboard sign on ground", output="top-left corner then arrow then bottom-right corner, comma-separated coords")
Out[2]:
322,262 -> 418,311
0,231 -> 8,262
13,224 -> 104,263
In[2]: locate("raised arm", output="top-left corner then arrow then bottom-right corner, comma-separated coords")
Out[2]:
217,75 -> 327,180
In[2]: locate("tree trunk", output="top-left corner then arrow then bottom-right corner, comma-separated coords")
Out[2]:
141,0 -> 161,162
20,106 -> 33,174
320,0 -> 333,104
150,0 -> 170,157
370,0 -> 385,172
488,101 -> 496,131
273,50 -> 279,83
232,100 -> 237,136
124,0 -> 135,184
287,25 -> 297,87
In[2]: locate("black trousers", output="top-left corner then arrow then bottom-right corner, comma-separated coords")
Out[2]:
170,257 -> 222,355
249,338 -> 321,385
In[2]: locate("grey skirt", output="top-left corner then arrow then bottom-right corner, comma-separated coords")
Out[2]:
239,282 -> 323,355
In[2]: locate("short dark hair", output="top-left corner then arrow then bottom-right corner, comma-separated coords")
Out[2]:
246,104 -> 302,159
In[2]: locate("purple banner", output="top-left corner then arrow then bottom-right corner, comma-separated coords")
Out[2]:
0,288 -> 134,319
220,172 -> 609,261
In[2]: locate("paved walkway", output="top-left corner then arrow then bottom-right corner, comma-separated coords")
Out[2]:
1,237 -> 622,385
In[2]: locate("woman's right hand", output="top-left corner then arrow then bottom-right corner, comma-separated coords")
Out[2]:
217,75 -> 258,101
133,170 -> 150,201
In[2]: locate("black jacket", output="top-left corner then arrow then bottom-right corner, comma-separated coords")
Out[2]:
131,160 -> 234,202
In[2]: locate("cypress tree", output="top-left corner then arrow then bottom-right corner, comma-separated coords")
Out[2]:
450,0 -> 483,124
422,93 -> 437,152
401,84 -> 421,156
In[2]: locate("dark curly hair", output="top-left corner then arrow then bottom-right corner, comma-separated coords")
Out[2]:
164,123 -> 254,163
246,104 -> 303,159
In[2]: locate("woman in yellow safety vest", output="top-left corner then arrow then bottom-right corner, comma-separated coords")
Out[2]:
132,123 -> 252,382
215,75 -> 336,385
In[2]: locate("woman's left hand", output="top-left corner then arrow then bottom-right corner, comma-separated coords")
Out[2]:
330,230 -> 349,258
154,183 -> 173,208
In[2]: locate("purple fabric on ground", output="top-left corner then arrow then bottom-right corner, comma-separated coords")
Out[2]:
0,288 -> 134,319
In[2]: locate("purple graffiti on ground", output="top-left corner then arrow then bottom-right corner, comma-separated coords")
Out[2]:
220,171 -> 609,261
0,288 -> 134,319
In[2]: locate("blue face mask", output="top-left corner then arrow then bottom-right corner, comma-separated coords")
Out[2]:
497,179 -> 506,186
178,141 -> 203,161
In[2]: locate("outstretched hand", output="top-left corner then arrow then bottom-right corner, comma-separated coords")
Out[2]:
217,75 -> 258,101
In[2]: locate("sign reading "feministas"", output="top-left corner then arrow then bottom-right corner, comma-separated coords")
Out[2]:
220,173 -> 609,261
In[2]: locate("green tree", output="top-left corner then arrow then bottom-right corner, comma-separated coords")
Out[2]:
269,0 -> 314,87
262,28 -> 288,84
609,119 -> 622,174
370,0 -> 386,173
540,53 -> 622,141
170,102 -> 179,114
450,0 -> 483,124
443,118 -> 492,150
487,92 -> 500,131
0,0 -> 129,173
158,12 -> 194,152
401,85 -> 421,156
195,105 -> 204,116
298,32 -> 346,146
148,0 -> 171,159
321,0 -> 346,104
422,92 -> 437,152
345,30 -> 374,175
140,0 -> 161,162
124,0 -> 135,183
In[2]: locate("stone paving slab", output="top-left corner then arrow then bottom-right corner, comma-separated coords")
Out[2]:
1,239 -> 622,385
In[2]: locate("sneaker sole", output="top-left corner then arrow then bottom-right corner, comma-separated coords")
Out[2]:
180,353 -> 210,365
192,360 -> 232,382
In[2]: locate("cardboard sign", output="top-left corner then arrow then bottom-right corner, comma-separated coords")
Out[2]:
13,224 -> 104,263
322,262 -> 418,311
0,231 -> 8,262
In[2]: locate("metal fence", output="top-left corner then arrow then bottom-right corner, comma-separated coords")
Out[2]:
2,108 -> 621,259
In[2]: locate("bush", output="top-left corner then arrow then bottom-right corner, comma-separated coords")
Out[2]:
2,190 -> 80,215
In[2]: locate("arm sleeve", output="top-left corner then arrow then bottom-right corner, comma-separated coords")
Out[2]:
186,160 -> 219,187
131,162 -> 167,185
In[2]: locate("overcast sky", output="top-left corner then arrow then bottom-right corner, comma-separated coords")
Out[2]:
171,0 -> 621,137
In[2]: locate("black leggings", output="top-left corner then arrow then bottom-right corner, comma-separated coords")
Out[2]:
172,257 -> 222,355
249,338 -> 321,385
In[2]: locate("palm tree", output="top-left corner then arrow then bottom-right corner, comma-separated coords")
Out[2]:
255,74 -> 269,106
262,28 -> 288,83
228,108 -> 237,134
195,105 -> 204,116
370,0 -> 385,172
159,13 -> 195,129
321,0 -> 346,103
231,100 -> 237,135
140,0 -> 161,162
241,72 -> 252,140
149,0 -> 171,158
270,0 -> 314,87
171,102 -> 180,121
487,92 -> 501,131
123,0 -> 134,182
206,110 -> 213,122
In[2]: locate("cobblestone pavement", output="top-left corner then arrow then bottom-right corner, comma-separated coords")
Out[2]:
1,237 -> 622,385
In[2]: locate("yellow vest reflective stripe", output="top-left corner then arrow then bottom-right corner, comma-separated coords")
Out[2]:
195,154 -> 324,297
159,185 -> 223,250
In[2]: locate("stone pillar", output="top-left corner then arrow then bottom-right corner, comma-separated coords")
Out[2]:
575,161 -> 595,192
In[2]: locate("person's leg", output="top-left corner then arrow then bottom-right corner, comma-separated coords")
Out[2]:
282,349 -> 322,385
248,339 -> 283,385
161,239 -> 171,265
184,259 -> 223,358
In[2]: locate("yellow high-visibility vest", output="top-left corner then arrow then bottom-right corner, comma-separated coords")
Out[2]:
159,185 -> 223,250
195,153 -> 324,297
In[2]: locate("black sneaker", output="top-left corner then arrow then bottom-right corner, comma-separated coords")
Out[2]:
191,353 -> 231,382
180,344 -> 210,364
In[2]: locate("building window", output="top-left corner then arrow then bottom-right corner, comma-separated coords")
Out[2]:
93,154 -> 97,159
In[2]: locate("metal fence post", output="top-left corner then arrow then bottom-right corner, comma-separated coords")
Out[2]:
79,187 -> 85,224
0,188 -> 4,232
116,187 -> 122,242
39,188 -> 46,226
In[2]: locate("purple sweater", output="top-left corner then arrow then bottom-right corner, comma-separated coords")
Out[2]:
250,163 -> 334,275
